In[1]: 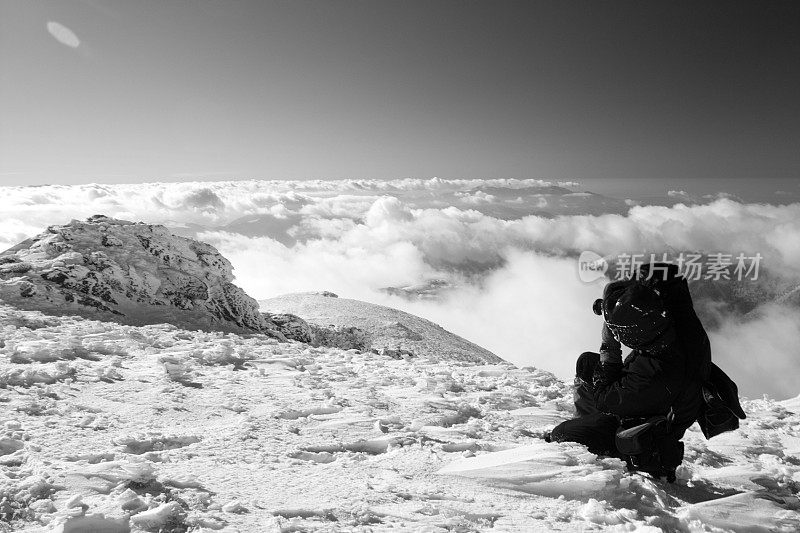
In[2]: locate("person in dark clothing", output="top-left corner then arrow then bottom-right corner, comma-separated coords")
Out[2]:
549,264 -> 710,480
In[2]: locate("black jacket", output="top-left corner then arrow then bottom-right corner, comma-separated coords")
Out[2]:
591,345 -> 703,438
592,268 -> 710,438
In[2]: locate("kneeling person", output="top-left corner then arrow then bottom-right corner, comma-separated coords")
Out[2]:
549,273 -> 707,482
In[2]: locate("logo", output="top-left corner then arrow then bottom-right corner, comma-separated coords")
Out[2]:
578,251 -> 609,283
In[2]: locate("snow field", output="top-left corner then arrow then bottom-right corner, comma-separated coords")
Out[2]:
0,303 -> 798,532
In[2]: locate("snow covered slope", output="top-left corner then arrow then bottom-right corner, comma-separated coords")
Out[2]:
260,292 -> 505,364
0,216 -> 288,338
0,304 -> 800,533
0,303 -> 799,532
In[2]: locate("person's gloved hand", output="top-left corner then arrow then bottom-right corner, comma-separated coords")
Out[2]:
576,352 -> 600,383
599,323 -> 622,364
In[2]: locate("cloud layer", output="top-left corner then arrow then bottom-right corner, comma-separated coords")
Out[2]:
1,179 -> 798,398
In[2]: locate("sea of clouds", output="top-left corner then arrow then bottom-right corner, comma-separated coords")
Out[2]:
1,178 -> 798,399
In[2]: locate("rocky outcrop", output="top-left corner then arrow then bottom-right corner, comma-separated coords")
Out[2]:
381,279 -> 452,300
0,215 -> 297,338
267,313 -> 314,343
309,324 -> 370,351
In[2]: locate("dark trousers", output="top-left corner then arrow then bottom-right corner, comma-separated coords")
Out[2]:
549,352 -> 620,455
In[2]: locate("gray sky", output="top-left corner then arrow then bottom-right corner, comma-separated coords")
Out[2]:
1,1 -> 799,187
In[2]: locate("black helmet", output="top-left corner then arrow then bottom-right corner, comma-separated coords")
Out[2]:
602,281 -> 675,350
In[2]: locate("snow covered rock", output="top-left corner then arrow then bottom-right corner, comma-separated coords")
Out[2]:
266,312 -> 314,343
309,323 -> 370,351
0,216 -> 289,337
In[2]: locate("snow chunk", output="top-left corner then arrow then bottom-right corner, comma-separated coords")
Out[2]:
130,501 -> 183,530
578,498 -> 639,525
54,514 -> 131,533
438,441 -> 625,499
678,492 -> 800,532
113,432 -> 201,454
74,459 -> 157,491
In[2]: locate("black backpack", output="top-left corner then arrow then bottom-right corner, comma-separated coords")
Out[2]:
635,263 -> 746,439
699,363 -> 746,439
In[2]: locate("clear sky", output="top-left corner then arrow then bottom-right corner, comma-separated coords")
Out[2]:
1,1 -> 799,187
